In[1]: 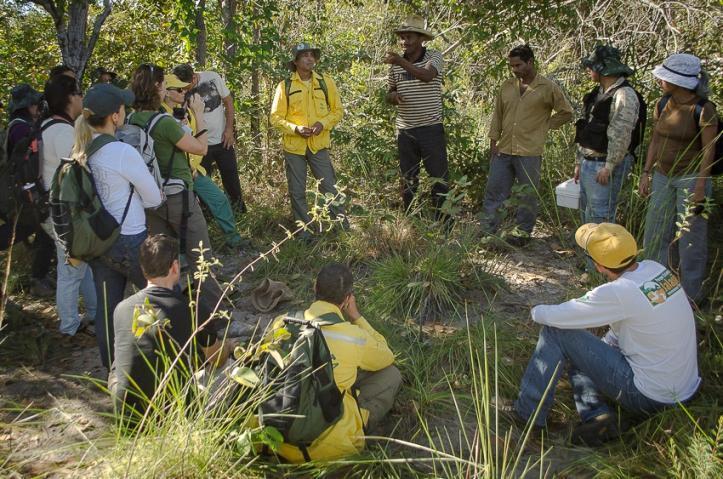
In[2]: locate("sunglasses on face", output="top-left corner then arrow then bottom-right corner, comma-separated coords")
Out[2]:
170,88 -> 185,93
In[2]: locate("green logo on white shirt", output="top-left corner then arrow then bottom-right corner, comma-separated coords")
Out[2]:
639,270 -> 681,306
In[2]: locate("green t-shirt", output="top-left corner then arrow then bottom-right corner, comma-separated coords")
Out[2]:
130,111 -> 193,189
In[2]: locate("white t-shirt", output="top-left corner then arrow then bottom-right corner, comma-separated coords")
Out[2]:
87,140 -> 162,235
531,260 -> 700,404
41,118 -> 74,192
196,71 -> 231,145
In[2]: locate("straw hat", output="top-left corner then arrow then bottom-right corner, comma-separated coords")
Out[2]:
394,15 -> 434,41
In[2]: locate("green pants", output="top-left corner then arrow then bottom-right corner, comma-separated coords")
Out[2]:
193,174 -> 243,247
284,148 -> 346,226
354,365 -> 402,431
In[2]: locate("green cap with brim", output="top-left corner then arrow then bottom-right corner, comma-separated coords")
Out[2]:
8,83 -> 42,113
83,83 -> 134,117
287,42 -> 321,70
582,45 -> 634,77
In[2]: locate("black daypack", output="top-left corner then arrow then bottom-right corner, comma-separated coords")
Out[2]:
256,311 -> 344,457
50,134 -> 133,262
657,95 -> 723,176
575,80 -> 647,160
4,118 -> 68,223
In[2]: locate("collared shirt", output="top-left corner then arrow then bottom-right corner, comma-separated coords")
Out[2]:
489,74 -> 573,156
576,77 -> 640,170
387,48 -> 444,130
270,71 -> 344,155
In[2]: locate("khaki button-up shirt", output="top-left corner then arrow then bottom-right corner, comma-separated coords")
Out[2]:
489,74 -> 573,157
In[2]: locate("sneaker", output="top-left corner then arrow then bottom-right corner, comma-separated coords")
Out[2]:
571,412 -> 621,447
30,277 -> 55,298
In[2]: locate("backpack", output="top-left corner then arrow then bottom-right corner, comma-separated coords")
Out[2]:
50,134 -> 134,262
575,81 -> 647,160
116,112 -> 183,199
657,95 -> 723,176
285,73 -> 330,109
3,118 -> 68,223
256,311 -> 344,458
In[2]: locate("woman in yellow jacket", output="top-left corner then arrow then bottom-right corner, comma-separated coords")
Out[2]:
270,43 -> 348,237
274,263 -> 402,462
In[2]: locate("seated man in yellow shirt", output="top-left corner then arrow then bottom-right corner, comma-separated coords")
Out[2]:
276,262 -> 402,462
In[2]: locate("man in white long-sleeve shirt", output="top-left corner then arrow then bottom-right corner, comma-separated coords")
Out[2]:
514,223 -> 700,446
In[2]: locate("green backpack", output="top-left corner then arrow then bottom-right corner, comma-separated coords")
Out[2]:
50,134 -> 134,262
257,310 -> 344,459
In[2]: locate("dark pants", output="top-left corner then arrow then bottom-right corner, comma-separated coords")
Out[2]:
89,231 -> 147,369
0,218 -> 55,280
398,123 -> 449,214
201,144 -> 246,212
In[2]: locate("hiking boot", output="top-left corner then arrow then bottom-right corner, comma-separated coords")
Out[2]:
30,277 -> 55,297
571,412 -> 621,447
505,234 -> 531,247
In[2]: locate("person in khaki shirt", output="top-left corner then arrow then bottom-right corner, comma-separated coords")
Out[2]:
481,45 -> 573,245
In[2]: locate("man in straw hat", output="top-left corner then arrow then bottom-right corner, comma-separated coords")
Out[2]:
270,42 -> 347,240
481,44 -> 573,246
511,223 -> 699,446
574,45 -> 644,231
384,15 -> 449,223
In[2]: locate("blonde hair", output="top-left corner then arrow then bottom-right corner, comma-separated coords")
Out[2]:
70,109 -> 113,167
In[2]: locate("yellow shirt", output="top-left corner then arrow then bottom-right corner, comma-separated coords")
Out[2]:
160,102 -> 206,176
269,72 -> 344,155
489,74 -> 573,156
275,300 -> 395,462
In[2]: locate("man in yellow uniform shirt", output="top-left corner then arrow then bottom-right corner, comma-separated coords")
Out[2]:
275,262 -> 402,462
270,43 -> 348,239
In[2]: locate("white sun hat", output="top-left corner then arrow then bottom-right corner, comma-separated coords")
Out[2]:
652,53 -> 702,90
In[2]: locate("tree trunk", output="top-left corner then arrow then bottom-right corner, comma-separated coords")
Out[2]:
220,0 -> 238,59
250,5 -> 261,160
195,0 -> 207,67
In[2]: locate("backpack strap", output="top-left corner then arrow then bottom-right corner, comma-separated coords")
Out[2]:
86,134 -> 135,226
312,311 -> 344,327
657,95 -> 672,117
693,99 -> 708,129
314,73 -> 330,108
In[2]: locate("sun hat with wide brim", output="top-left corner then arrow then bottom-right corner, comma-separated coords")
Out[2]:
581,45 -> 634,78
287,42 -> 321,71
394,15 -> 435,41
251,278 -> 294,313
8,83 -> 42,113
652,53 -> 701,91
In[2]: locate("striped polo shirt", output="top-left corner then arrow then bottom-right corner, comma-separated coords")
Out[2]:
387,48 -> 444,130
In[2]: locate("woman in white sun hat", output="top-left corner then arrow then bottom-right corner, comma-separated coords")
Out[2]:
639,53 -> 718,304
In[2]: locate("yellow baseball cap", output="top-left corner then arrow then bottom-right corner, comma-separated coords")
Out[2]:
165,74 -> 190,90
575,223 -> 638,269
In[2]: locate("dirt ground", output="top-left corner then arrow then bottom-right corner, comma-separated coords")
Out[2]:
0,229 -> 592,477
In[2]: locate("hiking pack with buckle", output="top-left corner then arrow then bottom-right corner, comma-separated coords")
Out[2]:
2,118 -> 69,224
50,134 -> 133,262
657,95 -> 723,176
116,112 -> 185,200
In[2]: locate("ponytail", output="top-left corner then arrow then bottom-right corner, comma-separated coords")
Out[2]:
71,113 -> 93,167
695,69 -> 710,100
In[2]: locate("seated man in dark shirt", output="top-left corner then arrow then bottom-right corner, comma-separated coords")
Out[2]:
108,234 -> 230,417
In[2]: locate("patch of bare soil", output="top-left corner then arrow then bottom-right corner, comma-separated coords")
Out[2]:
1,233 -> 590,477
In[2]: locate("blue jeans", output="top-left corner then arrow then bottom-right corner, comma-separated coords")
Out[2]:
481,153 -> 541,234
89,231 -> 147,369
579,154 -> 632,224
55,241 -> 97,335
643,171 -> 712,303
515,326 -> 668,427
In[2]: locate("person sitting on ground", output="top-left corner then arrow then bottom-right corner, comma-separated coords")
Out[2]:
161,73 -> 248,251
275,262 -> 402,462
109,234 -> 233,417
513,223 -> 700,446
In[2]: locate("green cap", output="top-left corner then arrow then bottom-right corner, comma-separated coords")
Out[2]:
288,42 -> 321,70
83,83 -> 134,117
582,45 -> 633,77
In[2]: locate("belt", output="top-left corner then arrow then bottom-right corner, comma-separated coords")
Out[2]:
583,155 -> 607,162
